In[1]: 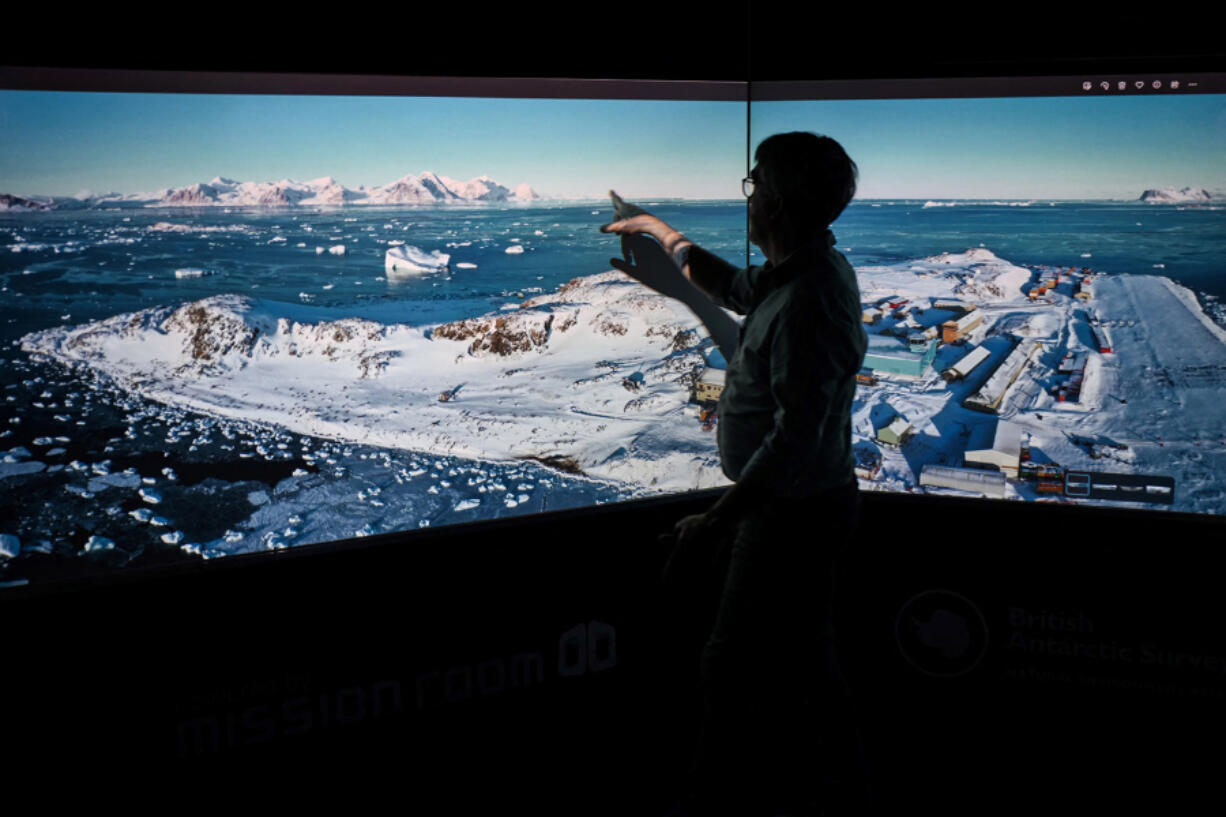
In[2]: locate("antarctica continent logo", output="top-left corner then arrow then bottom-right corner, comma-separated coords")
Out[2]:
896,589 -> 989,678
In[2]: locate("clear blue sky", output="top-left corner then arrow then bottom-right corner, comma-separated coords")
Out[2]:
752,94 -> 1226,199
6,90 -> 1224,201
0,91 -> 746,200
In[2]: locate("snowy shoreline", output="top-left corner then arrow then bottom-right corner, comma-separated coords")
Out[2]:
21,269 -> 731,495
19,246 -> 1226,514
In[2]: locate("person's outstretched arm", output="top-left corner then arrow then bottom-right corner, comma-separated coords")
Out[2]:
600,191 -> 740,308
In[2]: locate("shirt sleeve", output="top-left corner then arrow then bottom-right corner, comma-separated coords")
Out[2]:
719,265 -> 763,315
733,294 -> 851,497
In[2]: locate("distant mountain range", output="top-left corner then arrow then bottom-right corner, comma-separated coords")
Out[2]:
1,172 -> 543,210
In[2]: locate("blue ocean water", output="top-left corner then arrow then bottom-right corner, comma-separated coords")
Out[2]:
0,199 -> 1222,577
0,201 -> 748,345
837,200 -> 1226,302
3,200 -> 1222,346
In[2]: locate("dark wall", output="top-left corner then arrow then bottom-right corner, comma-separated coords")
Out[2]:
4,9 -> 1225,811
9,9 -> 1222,79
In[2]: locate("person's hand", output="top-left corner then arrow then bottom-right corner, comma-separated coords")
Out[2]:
599,190 -> 679,245
609,233 -> 700,302
660,513 -> 720,589
673,513 -> 715,547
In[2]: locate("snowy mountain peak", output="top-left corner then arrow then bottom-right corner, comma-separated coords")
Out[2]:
512,183 -> 541,201
13,171 -> 539,210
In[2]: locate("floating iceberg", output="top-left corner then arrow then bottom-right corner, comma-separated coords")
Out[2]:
385,244 -> 451,275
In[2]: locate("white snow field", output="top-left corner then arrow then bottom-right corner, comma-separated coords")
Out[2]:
23,269 -> 730,496
20,247 -> 1226,516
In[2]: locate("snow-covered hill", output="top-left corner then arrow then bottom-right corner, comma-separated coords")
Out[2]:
22,271 -> 729,492
1139,187 -> 1215,203
0,193 -> 54,211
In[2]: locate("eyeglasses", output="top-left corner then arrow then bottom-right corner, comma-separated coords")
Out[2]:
742,176 -> 755,197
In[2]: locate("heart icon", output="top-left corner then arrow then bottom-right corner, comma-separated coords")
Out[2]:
1134,81 -> 1144,89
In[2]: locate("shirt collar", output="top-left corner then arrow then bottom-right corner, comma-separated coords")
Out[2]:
752,230 -> 835,306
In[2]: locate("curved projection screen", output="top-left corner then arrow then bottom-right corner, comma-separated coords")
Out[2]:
753,74 -> 1226,513
0,72 -> 747,579
1,68 -> 1223,584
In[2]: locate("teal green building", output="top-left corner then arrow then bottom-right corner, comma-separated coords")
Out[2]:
862,335 -> 938,378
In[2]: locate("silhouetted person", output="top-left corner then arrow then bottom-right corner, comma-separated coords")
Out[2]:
603,132 -> 869,816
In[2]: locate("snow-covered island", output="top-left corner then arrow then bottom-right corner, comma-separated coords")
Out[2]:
1139,187 -> 1216,203
19,247 -> 1226,517
3,172 -> 543,210
0,193 -> 54,212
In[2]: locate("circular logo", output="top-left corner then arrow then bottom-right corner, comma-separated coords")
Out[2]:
895,589 -> 989,678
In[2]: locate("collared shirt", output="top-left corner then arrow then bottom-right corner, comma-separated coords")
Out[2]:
714,230 -> 867,497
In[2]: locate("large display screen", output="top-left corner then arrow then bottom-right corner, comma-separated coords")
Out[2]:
752,75 -> 1226,512
2,67 -> 1223,584
0,71 -> 746,579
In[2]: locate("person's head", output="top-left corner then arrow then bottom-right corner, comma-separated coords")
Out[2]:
748,132 -> 857,251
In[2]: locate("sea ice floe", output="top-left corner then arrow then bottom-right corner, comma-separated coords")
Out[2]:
139,487 -> 162,504
93,472 -> 141,489
505,245 -> 525,254
161,531 -> 184,545
455,498 -> 480,511
84,536 -> 115,552
129,508 -> 153,522
456,263 -> 478,269
175,268 -> 215,278
329,245 -> 347,255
